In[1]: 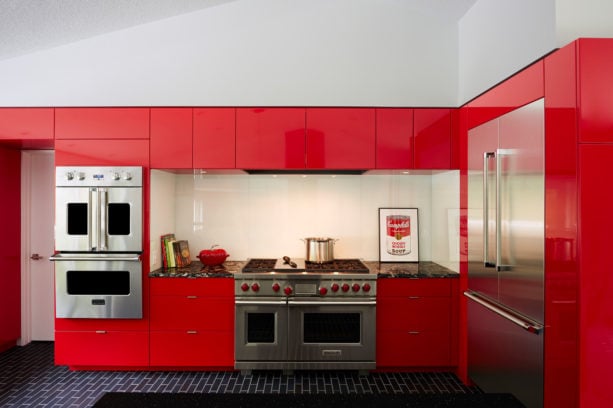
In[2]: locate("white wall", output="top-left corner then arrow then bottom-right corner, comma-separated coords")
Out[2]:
555,0 -> 613,46
458,0 -> 556,104
150,171 -> 460,272
0,0 -> 459,107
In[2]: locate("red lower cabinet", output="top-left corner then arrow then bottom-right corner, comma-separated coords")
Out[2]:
54,331 -> 149,367
149,278 -> 234,368
376,278 -> 455,368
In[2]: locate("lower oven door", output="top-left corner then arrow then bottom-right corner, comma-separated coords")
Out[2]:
287,298 -> 376,364
235,298 -> 288,363
51,253 -> 142,319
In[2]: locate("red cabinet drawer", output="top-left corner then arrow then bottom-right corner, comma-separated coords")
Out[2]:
150,108 -> 193,168
375,108 -> 413,169
54,139 -> 150,166
306,108 -> 375,169
377,330 -> 451,367
55,330 -> 149,367
377,278 -> 451,297
150,331 -> 234,367
150,277 -> 233,297
0,108 -> 54,140
150,296 -> 233,331
236,108 -> 305,169
193,108 -> 236,169
377,296 -> 450,331
55,108 -> 149,140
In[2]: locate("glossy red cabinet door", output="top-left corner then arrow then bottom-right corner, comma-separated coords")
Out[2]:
236,108 -> 305,169
150,331 -> 234,367
579,144 -> 613,408
150,296 -> 233,331
54,331 -> 149,367
306,108 -> 375,169
55,139 -> 149,166
150,108 -> 193,169
577,39 -> 613,143
0,108 -> 54,141
55,108 -> 149,140
193,108 -> 236,169
375,108 -> 413,169
413,109 -> 453,169
0,147 -> 21,353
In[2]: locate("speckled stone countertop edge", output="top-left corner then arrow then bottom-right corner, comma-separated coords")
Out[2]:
149,260 -> 458,279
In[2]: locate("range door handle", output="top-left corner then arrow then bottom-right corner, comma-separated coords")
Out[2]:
49,254 -> 142,262
464,290 -> 543,334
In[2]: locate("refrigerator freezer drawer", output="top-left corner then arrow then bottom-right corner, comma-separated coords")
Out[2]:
467,295 -> 543,408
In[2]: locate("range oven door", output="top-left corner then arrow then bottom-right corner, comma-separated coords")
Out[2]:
287,298 -> 376,363
235,298 -> 288,362
52,253 -> 142,319
55,185 -> 142,252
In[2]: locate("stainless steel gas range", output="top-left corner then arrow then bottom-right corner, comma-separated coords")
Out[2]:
234,258 -> 376,374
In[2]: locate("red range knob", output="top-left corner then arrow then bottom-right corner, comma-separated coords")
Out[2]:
272,283 -> 281,292
341,283 -> 350,293
352,283 -> 360,292
251,282 -> 260,292
284,286 -> 293,296
319,287 -> 328,296
362,283 -> 371,292
240,283 -> 249,292
331,283 -> 340,292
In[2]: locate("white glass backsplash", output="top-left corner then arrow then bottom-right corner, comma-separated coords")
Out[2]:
150,171 -> 459,271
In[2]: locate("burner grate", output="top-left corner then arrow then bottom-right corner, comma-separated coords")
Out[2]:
242,259 -> 277,272
242,258 -> 369,274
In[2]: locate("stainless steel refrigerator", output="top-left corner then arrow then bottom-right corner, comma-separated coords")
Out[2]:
466,98 -> 545,408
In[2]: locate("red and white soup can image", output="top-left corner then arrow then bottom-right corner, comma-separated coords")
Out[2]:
386,215 -> 411,255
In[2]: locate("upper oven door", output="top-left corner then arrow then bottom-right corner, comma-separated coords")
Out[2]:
287,298 -> 376,362
55,186 -> 142,252
52,253 -> 142,319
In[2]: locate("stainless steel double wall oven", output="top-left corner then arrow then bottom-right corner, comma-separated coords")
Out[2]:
234,259 -> 376,372
52,166 -> 143,319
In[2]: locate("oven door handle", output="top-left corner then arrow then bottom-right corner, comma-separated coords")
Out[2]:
235,300 -> 287,306
49,254 -> 142,262
287,300 -> 376,306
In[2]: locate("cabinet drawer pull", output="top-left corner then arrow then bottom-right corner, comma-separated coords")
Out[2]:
408,296 -> 420,300
95,330 -> 107,334
408,331 -> 420,335
187,330 -> 198,334
186,295 -> 198,299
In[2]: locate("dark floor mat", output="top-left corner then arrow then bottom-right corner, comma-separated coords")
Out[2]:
94,392 -> 526,408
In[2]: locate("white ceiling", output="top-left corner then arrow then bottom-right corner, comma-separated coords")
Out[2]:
0,0 -> 477,61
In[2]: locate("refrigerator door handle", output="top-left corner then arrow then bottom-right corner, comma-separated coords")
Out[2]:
496,148 -> 513,272
464,291 -> 543,334
483,152 -> 496,267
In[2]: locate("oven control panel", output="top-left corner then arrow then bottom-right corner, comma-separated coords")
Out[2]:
235,278 -> 376,297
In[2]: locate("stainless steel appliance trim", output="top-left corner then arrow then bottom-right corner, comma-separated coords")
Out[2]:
50,254 -> 141,262
483,151 -> 495,268
99,188 -> 108,251
464,291 -> 543,334
235,299 -> 287,305
287,300 -> 376,306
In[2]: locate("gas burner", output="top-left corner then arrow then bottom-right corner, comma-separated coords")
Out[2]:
305,259 -> 370,273
241,258 -> 370,274
242,259 -> 277,272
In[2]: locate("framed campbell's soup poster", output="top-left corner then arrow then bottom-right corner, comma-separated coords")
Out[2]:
378,208 -> 419,262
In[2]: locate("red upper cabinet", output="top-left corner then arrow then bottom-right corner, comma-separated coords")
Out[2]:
577,39 -> 613,143
375,108 -> 413,169
55,108 -> 149,140
193,108 -> 236,169
55,139 -> 149,166
150,108 -> 193,169
236,108 -> 305,169
306,108 -> 376,169
0,108 -> 54,141
414,108 -> 455,170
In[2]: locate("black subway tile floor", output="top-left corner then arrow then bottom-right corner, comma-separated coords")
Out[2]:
0,342 -> 482,407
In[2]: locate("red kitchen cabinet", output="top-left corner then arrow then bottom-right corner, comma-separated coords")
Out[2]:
236,108 -> 305,169
577,39 -> 613,143
54,330 -> 149,367
149,278 -> 234,368
413,108 -> 456,170
376,278 -> 455,368
55,108 -> 149,140
193,108 -> 236,169
55,139 -> 149,166
0,108 -> 54,148
0,147 -> 21,353
375,108 -> 413,169
306,108 -> 375,169
150,108 -> 193,169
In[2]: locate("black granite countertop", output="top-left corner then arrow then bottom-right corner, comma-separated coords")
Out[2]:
150,260 -> 457,279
